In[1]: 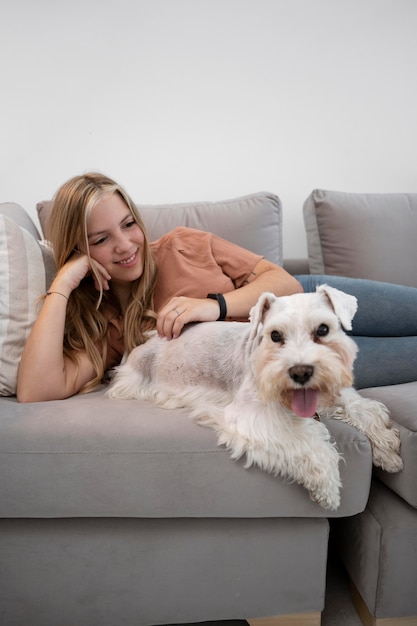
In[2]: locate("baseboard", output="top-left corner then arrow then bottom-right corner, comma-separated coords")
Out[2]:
247,611 -> 321,626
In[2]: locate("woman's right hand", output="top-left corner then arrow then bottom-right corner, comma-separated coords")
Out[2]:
52,252 -> 112,296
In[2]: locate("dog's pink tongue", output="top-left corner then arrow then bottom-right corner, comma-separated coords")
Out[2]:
292,389 -> 319,417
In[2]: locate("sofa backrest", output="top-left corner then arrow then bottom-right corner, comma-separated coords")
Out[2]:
304,189 -> 417,288
37,192 -> 283,266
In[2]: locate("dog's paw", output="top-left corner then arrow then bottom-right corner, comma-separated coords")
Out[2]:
371,426 -> 403,473
373,448 -> 404,473
300,451 -> 342,511
309,485 -> 341,511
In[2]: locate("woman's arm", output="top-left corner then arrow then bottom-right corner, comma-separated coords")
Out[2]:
16,254 -> 111,402
223,258 -> 303,315
157,259 -> 303,339
16,292 -> 96,402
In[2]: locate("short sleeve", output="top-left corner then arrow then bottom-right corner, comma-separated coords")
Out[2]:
151,227 -> 262,312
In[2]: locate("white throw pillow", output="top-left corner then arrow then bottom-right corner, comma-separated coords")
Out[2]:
0,215 -> 55,395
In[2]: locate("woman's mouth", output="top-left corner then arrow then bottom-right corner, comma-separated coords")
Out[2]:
116,252 -> 137,267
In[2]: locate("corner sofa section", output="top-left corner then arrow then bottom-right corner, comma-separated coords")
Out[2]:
303,189 -> 417,626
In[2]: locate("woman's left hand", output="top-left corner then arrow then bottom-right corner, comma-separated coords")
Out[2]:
156,296 -> 220,340
156,261 -> 303,340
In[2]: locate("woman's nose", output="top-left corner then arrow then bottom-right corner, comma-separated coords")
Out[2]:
113,232 -> 130,253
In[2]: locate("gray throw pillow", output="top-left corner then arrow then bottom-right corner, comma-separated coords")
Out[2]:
304,189 -> 417,288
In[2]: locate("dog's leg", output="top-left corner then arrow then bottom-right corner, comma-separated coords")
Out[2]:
216,395 -> 342,510
330,387 -> 403,472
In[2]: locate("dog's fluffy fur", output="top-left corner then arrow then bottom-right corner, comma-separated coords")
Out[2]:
108,285 -> 403,510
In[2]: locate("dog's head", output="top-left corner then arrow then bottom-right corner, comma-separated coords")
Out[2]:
249,286 -> 358,416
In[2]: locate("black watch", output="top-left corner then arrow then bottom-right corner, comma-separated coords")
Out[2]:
207,293 -> 227,320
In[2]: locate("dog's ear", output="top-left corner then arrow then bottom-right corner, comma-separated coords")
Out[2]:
249,292 -> 277,340
316,284 -> 358,331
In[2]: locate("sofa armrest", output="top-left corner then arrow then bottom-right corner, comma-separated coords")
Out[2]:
283,258 -> 310,276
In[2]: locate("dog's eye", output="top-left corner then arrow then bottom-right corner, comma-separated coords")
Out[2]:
271,330 -> 283,343
316,324 -> 329,338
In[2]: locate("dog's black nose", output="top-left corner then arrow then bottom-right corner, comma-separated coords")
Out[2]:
289,364 -> 314,385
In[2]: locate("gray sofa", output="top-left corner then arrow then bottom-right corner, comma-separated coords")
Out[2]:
0,190 -> 415,626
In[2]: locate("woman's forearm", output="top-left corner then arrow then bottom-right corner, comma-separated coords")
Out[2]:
223,264 -> 303,319
17,254 -> 103,402
156,261 -> 303,339
17,289 -> 72,401
17,287 -> 96,402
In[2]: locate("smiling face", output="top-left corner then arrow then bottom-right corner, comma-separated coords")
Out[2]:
86,192 -> 145,290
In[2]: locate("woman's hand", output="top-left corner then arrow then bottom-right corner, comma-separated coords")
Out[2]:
156,260 -> 303,340
156,296 -> 220,340
52,252 -> 112,296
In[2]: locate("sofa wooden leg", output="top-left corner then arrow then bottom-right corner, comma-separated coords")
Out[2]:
350,581 -> 417,626
247,612 -> 321,626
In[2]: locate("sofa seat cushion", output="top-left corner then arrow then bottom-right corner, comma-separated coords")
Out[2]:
303,189 -> 417,287
359,382 -> 417,508
37,192 -> 284,266
0,388 -> 372,519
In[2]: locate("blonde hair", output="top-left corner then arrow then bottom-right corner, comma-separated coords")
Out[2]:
46,172 -> 157,393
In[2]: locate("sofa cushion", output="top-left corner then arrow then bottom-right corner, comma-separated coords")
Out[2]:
360,382 -> 417,508
37,192 -> 283,266
0,201 -> 41,240
0,213 -> 55,396
303,190 -> 417,287
0,388 -> 372,519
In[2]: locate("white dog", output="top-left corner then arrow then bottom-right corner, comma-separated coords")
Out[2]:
108,285 -> 403,510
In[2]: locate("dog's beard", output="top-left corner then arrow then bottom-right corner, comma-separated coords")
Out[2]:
252,328 -> 358,418
255,354 -> 354,417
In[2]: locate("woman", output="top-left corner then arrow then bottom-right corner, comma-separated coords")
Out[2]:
16,172 -> 302,402
17,172 -> 417,401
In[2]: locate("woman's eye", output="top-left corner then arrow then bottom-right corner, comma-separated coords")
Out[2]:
91,237 -> 107,246
124,220 -> 136,229
271,330 -> 283,343
316,324 -> 329,337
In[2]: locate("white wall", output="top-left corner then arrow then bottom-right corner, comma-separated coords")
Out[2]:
2,0 -> 416,257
